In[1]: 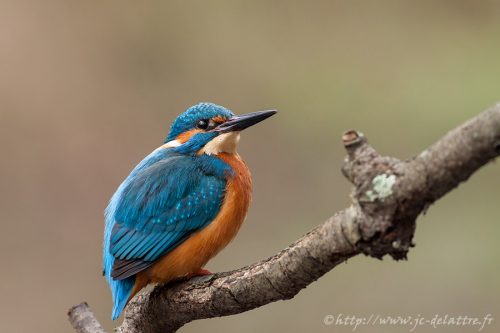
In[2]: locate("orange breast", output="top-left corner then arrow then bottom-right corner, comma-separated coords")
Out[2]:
130,153 -> 252,298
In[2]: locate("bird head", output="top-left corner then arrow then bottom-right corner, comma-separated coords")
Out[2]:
165,103 -> 277,155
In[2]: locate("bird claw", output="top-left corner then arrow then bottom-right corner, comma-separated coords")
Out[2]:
189,274 -> 214,284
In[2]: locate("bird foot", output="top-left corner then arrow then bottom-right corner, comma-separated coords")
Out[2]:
195,268 -> 213,276
186,268 -> 212,279
185,268 -> 214,283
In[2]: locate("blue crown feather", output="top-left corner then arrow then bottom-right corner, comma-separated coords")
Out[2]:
166,102 -> 234,142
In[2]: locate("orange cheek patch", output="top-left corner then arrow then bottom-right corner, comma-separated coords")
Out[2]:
176,129 -> 203,143
212,116 -> 227,123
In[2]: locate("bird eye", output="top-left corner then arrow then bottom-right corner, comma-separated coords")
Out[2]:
196,119 -> 218,131
196,119 -> 209,130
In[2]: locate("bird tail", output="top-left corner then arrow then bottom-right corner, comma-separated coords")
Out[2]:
110,277 -> 135,320
104,218 -> 135,320
104,196 -> 137,320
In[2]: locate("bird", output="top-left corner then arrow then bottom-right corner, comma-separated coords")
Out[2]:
103,102 -> 277,320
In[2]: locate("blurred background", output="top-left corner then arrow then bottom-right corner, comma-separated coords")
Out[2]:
1,1 -> 499,332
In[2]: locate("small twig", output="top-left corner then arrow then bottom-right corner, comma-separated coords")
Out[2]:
68,302 -> 108,333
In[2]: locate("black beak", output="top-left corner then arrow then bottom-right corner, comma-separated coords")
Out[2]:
214,110 -> 277,133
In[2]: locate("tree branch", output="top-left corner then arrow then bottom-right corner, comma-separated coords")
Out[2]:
68,103 -> 500,333
68,303 -> 108,333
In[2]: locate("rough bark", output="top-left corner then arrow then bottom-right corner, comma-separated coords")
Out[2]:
68,103 -> 500,333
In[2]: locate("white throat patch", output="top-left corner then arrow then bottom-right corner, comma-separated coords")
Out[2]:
161,140 -> 182,149
202,132 -> 241,155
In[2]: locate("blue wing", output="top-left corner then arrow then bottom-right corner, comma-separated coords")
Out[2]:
103,148 -> 230,319
110,153 -> 229,279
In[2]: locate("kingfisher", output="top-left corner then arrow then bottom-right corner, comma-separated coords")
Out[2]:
103,102 -> 276,320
